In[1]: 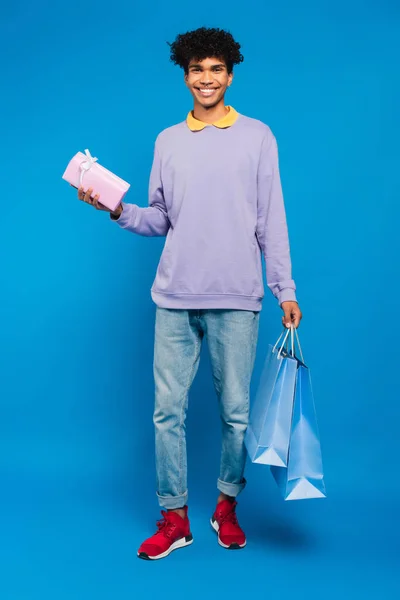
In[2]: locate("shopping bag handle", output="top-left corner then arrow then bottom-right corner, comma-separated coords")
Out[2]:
274,328 -> 289,356
273,325 -> 305,363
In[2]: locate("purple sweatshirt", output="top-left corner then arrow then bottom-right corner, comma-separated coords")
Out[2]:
112,111 -> 297,311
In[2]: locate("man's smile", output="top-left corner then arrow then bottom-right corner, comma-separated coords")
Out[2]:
194,87 -> 220,97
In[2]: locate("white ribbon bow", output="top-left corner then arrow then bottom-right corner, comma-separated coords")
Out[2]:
79,149 -> 98,185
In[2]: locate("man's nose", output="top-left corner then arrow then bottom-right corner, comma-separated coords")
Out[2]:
200,72 -> 213,85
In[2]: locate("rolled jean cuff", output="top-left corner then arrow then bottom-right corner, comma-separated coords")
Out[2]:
217,478 -> 247,498
156,491 -> 188,509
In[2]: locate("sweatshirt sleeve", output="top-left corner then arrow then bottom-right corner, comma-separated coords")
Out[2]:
256,131 -> 297,306
111,143 -> 170,237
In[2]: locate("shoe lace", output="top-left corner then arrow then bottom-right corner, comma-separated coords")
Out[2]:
218,501 -> 239,527
156,511 -> 177,539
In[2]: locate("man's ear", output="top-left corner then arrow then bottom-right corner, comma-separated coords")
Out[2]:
228,71 -> 234,87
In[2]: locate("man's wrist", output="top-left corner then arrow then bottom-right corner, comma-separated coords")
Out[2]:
110,204 -> 123,220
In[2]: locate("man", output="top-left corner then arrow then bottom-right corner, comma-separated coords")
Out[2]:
77,27 -> 302,560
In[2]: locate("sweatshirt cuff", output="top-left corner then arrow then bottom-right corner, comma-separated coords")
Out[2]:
278,288 -> 297,306
110,202 -> 136,228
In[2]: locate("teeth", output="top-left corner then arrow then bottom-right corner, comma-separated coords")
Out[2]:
199,89 -> 215,93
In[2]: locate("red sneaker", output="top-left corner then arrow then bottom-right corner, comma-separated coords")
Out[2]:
138,507 -> 193,560
211,500 -> 246,549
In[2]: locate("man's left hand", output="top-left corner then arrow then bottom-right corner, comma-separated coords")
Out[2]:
281,301 -> 303,329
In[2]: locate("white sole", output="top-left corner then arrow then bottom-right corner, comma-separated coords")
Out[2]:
138,534 -> 193,560
210,518 -> 246,549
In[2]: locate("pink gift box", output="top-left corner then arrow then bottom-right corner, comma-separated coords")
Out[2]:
62,149 -> 130,212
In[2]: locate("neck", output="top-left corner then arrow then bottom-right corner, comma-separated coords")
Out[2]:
192,99 -> 228,124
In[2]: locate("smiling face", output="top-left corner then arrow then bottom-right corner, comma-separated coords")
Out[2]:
184,56 -> 233,109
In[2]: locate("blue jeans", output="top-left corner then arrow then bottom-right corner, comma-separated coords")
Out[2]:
153,308 -> 260,509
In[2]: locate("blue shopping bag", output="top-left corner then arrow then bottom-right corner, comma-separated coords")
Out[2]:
245,328 -> 298,467
271,329 -> 326,500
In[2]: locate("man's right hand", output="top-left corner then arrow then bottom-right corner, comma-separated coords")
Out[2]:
74,185 -> 123,219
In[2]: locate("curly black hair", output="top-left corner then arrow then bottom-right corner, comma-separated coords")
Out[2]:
168,27 -> 244,75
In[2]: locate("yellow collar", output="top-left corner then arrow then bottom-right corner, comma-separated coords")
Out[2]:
186,106 -> 239,131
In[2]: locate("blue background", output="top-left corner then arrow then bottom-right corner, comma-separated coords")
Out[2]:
1,0 -> 399,597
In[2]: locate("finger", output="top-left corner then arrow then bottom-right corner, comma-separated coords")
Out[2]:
78,186 -> 85,200
84,187 -> 94,203
97,199 -> 108,211
93,194 -> 107,211
93,193 -> 100,209
283,311 -> 293,328
293,309 -> 302,329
